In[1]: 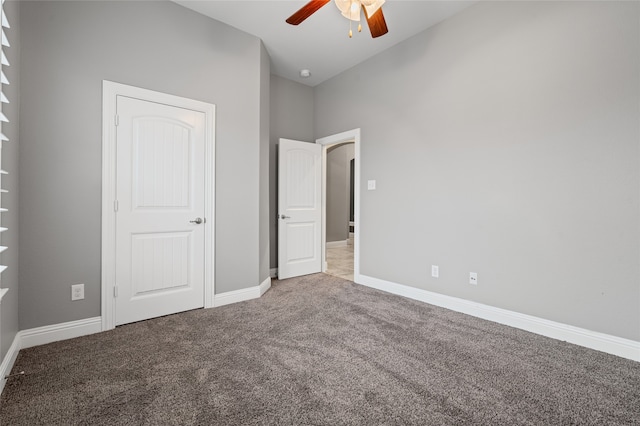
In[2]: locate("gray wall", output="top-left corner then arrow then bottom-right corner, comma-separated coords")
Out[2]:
269,75 -> 314,270
326,143 -> 354,242
259,42 -> 271,283
0,0 -> 20,362
314,1 -> 640,341
19,1 -> 266,329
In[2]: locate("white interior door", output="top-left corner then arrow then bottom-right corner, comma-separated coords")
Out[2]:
115,95 -> 206,325
278,139 -> 322,279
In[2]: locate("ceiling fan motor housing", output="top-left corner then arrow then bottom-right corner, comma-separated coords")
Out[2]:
335,0 -> 385,21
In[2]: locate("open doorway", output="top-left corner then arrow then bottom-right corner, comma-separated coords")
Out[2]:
316,128 -> 361,283
325,143 -> 355,281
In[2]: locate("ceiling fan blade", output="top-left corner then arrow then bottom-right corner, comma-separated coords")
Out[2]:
363,5 -> 389,38
286,0 -> 331,25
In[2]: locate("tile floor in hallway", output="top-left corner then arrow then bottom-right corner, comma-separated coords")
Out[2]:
325,235 -> 354,281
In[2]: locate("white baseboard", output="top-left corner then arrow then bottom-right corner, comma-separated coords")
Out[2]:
214,278 -> 271,308
357,274 -> 640,362
1,278 -> 277,396
0,333 -> 21,396
260,276 -> 271,296
5,280 -> 273,354
326,240 -> 348,248
20,317 -> 103,350
1,316 -> 103,396
270,268 -> 278,279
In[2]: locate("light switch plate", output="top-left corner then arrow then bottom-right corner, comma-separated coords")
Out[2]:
367,180 -> 376,190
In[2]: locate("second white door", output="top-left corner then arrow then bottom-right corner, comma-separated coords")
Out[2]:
115,95 -> 206,325
278,139 -> 322,279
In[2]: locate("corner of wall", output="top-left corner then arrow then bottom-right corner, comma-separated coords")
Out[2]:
259,40 -> 271,283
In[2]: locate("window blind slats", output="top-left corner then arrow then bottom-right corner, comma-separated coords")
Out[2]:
1,0 -> 8,31
0,0 -> 8,286
1,9 -> 8,29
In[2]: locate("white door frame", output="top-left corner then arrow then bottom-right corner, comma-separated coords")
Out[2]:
101,81 -> 215,331
316,128 -> 361,282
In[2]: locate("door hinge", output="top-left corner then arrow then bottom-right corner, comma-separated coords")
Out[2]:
113,286 -> 118,298
114,200 -> 119,212
114,114 -> 119,126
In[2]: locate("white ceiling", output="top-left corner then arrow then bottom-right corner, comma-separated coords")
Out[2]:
174,0 -> 475,86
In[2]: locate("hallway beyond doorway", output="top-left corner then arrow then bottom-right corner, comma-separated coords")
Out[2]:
326,234 -> 354,281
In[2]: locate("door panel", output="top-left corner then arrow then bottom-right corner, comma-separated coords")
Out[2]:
286,222 -> 316,262
278,139 -> 322,279
286,149 -> 317,208
116,96 -> 205,325
130,232 -> 190,296
133,119 -> 191,209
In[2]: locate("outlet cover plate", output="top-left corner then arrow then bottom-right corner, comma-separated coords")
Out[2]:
71,283 -> 85,301
469,272 -> 478,285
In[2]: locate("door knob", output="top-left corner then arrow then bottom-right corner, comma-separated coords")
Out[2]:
190,217 -> 203,224
280,214 -> 291,219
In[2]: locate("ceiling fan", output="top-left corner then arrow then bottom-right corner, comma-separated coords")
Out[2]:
286,0 -> 389,38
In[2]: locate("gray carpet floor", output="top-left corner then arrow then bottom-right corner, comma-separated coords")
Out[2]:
1,273 -> 639,425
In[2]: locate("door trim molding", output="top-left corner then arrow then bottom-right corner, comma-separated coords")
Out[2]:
101,81 -> 215,331
316,128 -> 361,282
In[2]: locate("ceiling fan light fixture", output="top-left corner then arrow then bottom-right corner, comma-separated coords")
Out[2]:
335,0 -> 361,22
286,0 -> 388,39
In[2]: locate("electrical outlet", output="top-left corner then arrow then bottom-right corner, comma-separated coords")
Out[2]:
71,284 -> 84,301
469,272 -> 478,285
431,265 -> 439,278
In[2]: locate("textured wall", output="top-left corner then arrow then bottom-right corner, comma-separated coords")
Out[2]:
315,1 -> 640,340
